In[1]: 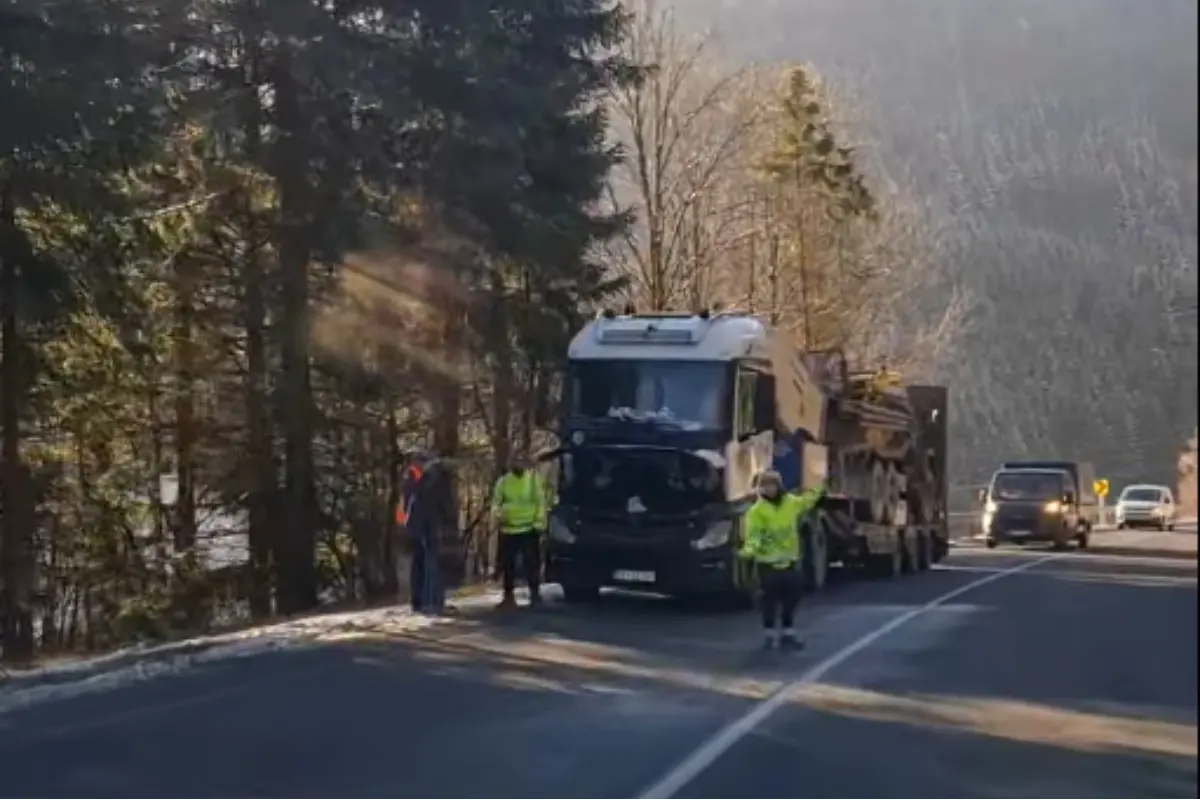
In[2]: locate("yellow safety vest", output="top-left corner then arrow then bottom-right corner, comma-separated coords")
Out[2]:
740,485 -> 825,566
492,472 -> 546,534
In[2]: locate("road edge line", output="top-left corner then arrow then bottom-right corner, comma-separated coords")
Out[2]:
637,552 -> 1063,799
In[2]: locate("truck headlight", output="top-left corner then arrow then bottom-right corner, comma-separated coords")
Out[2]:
549,515 -> 575,544
1043,500 -> 1062,514
691,519 -> 732,550
1151,507 -> 1164,517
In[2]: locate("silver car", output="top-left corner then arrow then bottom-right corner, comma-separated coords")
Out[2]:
1115,484 -> 1178,531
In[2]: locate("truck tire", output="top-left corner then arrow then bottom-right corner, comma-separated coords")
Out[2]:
900,531 -> 918,575
802,521 -> 829,592
561,583 -> 601,604
870,541 -> 902,578
914,530 -> 932,571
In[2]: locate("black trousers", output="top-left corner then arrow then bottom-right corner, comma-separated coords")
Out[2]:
499,531 -> 541,599
759,563 -> 802,630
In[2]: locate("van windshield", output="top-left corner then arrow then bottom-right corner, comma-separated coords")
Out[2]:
1120,488 -> 1163,503
990,471 -> 1067,501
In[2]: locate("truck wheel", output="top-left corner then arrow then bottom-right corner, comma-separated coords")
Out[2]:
870,543 -> 902,578
932,534 -> 949,562
915,531 -> 932,571
803,522 -> 829,592
1076,531 -> 1089,550
561,583 -> 601,604
900,531 -> 918,575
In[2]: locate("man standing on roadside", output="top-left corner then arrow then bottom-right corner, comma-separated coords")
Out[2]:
740,470 -> 827,650
406,451 -> 454,615
491,456 -> 547,610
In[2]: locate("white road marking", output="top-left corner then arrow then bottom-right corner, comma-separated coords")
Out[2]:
637,552 -> 1064,798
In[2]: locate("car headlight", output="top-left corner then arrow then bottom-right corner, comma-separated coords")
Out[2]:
691,519 -> 732,550
548,515 -> 575,544
1043,500 -> 1062,514
1151,507 -> 1164,517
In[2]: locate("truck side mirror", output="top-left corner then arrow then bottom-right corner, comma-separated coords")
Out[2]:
1062,491 -> 1075,505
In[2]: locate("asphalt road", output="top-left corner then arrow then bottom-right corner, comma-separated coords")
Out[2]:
1,531 -> 1195,798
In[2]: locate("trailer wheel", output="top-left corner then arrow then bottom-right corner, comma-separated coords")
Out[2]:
802,521 -> 829,592
900,530 -> 921,574
914,530 -> 932,571
870,541 -> 902,578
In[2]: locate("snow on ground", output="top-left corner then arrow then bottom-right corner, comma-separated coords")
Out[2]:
0,591 -> 505,717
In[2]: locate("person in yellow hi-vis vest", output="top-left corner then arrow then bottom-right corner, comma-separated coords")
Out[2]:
740,470 -> 827,650
491,456 -> 548,610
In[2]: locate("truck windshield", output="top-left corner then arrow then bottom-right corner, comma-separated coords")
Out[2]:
990,472 -> 1066,501
568,359 -> 726,429
560,447 -> 722,516
1120,488 -> 1163,502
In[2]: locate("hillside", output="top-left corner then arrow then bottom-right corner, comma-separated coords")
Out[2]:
674,0 -> 1199,493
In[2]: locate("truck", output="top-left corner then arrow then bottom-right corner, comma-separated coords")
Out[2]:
542,308 -> 949,604
979,459 -> 1097,549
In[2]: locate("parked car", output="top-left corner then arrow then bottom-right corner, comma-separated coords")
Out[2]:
1115,484 -> 1178,531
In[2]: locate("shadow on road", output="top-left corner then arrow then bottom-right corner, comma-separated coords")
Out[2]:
2,546 -> 1196,798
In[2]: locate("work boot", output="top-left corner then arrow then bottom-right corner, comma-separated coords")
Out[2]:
495,595 -> 518,611
779,630 -> 804,651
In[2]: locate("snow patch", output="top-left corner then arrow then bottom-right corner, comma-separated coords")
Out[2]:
0,594 -> 502,716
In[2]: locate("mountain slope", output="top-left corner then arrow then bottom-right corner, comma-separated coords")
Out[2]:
673,0 -> 1199,493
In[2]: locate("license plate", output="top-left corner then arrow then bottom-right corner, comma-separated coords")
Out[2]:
613,569 -> 655,583
1009,530 -> 1030,537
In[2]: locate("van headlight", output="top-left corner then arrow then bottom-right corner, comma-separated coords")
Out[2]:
548,515 -> 575,544
1043,500 -> 1062,514
691,519 -> 732,550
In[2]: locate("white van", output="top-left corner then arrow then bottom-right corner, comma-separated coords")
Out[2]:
1115,484 -> 1178,531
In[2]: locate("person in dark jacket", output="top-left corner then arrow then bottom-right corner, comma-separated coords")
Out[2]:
405,452 -> 456,615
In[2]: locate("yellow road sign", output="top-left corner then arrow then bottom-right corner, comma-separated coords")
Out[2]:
1094,478 -> 1109,497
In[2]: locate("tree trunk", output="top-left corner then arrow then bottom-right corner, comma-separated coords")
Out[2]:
0,190 -> 35,662
380,405 -> 401,598
174,261 -> 198,553
432,311 -> 461,458
489,272 -> 514,472
271,48 -> 318,614
240,43 -> 276,620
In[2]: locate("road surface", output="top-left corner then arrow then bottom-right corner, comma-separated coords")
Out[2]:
1,528 -> 1195,798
